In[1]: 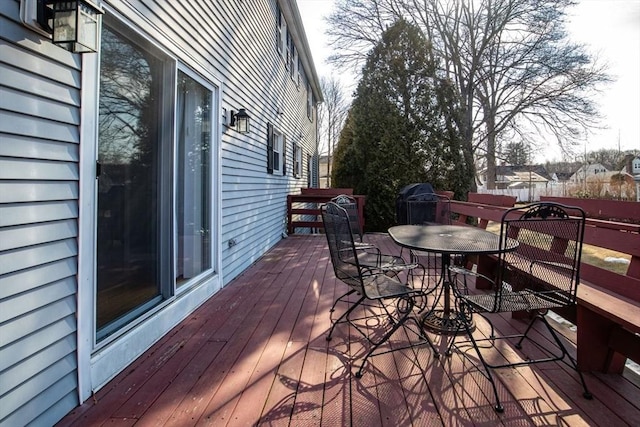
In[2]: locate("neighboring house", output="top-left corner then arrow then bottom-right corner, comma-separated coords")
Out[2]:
569,162 -> 609,183
0,1 -> 322,425
318,154 -> 332,188
622,155 -> 640,176
480,165 -> 552,190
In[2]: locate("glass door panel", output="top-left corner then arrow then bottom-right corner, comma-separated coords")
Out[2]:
176,71 -> 212,286
96,26 -> 162,339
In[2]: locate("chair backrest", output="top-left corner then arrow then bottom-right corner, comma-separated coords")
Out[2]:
321,202 -> 364,291
406,193 -> 452,225
496,202 -> 586,309
330,194 -> 363,241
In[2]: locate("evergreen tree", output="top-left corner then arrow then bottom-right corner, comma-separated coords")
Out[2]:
332,19 -> 470,231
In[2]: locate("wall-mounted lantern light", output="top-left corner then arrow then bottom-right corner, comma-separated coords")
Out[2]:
225,108 -> 251,134
30,0 -> 104,53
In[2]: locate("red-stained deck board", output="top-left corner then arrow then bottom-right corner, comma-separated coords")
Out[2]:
227,238 -> 329,425
57,234 -> 640,427
196,238 -> 324,425
161,237 -> 313,425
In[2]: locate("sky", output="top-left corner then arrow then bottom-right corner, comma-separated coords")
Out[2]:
297,0 -> 640,163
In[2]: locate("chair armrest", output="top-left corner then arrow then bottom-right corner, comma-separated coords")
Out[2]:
449,265 -> 497,293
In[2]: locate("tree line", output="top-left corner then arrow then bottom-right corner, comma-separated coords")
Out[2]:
317,0 -> 610,231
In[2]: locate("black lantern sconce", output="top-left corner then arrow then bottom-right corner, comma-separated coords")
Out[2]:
34,0 -> 104,53
226,108 -> 251,134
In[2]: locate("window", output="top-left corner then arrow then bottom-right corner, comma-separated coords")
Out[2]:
276,5 -> 285,56
290,39 -> 297,79
293,144 -> 302,178
307,84 -> 313,120
267,123 -> 286,175
286,32 -> 293,72
97,25 -> 168,339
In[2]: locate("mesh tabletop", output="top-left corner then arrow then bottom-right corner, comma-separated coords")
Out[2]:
388,225 -> 518,255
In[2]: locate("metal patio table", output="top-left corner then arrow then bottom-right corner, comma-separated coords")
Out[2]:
388,224 -> 519,334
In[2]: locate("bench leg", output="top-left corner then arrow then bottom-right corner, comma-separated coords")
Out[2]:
475,254 -> 497,290
577,305 -> 626,373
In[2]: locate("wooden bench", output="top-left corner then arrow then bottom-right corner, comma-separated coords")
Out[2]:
450,194 -> 640,374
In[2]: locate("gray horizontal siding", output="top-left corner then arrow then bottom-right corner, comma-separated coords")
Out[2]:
0,201 -> 78,227
0,239 -> 78,276
0,134 -> 79,162
0,110 -> 80,142
0,276 -> 76,323
1,1 -> 80,425
0,312 -> 77,372
0,158 -> 79,181
0,258 -> 77,300
0,181 -> 79,203
5,373 -> 77,427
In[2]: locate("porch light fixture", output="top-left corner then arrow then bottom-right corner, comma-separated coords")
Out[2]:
35,0 -> 104,53
227,108 -> 251,134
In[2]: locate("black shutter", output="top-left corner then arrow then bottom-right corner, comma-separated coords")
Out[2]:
267,122 -> 274,174
282,135 -> 287,175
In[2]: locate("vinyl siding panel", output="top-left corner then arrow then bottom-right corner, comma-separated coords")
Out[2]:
0,201 -> 78,227
0,312 -> 77,373
0,1 -> 81,425
0,258 -> 78,299
0,134 -> 79,162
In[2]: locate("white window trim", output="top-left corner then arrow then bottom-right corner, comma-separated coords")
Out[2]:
294,143 -> 302,178
273,130 -> 284,174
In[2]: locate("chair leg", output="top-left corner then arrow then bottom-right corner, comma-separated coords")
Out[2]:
445,303 -> 504,412
355,299 -> 414,378
538,314 -> 593,400
462,317 -> 505,413
330,289 -> 356,313
327,295 -> 365,341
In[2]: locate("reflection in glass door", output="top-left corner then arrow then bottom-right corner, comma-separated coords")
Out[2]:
96,26 -> 163,339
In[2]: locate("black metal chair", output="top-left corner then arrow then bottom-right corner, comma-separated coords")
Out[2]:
447,202 -> 592,412
405,193 -> 457,287
406,193 -> 452,226
330,194 -> 414,272
323,196 -> 404,302
321,202 -> 438,377
330,194 -> 365,242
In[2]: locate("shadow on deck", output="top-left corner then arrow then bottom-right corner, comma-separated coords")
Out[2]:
58,234 -> 640,426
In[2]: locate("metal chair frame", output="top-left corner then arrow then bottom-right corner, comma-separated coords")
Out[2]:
447,202 -> 592,412
404,193 -> 460,289
406,193 -> 452,227
328,195 -> 425,313
321,202 -> 438,377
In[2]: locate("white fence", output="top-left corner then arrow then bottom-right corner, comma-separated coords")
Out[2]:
477,181 -> 638,202
476,183 -> 569,202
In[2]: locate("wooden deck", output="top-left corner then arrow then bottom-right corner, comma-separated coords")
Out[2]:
58,234 -> 640,426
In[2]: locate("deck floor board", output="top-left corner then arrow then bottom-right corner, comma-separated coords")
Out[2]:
58,234 -> 640,426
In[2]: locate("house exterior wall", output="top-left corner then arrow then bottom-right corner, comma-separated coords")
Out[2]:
0,0 -> 321,425
569,162 -> 609,183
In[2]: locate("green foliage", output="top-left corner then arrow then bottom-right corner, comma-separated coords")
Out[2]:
332,19 -> 472,231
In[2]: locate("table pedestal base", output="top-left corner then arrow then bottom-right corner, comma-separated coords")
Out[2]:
422,309 -> 475,335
